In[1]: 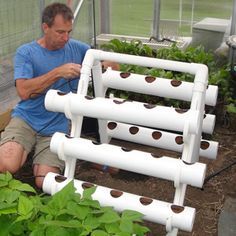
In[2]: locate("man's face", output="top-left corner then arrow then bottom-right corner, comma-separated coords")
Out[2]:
43,14 -> 73,50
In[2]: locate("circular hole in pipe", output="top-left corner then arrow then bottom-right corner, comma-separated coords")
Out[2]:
102,67 -> 107,73
140,197 -> 153,205
129,126 -> 139,135
57,91 -> 66,96
182,160 -> 194,165
121,147 -> 132,152
152,131 -> 162,140
82,182 -> 95,189
175,136 -> 183,145
171,80 -> 182,87
145,76 -> 156,83
151,153 -> 161,158
85,95 -> 94,100
55,175 -> 67,183
92,141 -> 101,145
120,72 -> 131,78
175,108 -> 188,114
144,104 -> 156,109
113,99 -> 126,104
200,141 -> 210,150
171,204 -> 185,213
110,190 -> 123,198
107,122 -> 117,130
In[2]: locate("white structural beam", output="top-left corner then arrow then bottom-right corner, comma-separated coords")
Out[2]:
106,121 -> 218,160
102,69 -> 218,106
43,172 -> 196,232
50,132 -> 206,188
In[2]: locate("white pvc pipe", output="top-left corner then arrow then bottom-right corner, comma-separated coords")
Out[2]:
82,49 -> 208,75
50,132 -> 206,188
106,122 -> 218,160
43,172 -> 196,232
102,69 -> 218,106
45,90 -> 200,134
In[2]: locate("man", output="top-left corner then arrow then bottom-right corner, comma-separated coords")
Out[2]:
0,2 -> 117,188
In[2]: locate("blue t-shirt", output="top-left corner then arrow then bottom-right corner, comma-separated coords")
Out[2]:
12,39 -> 90,135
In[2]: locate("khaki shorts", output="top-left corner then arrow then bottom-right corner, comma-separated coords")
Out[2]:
0,117 -> 64,171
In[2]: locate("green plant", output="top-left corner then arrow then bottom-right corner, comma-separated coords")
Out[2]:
0,172 -> 150,235
101,40 -> 236,114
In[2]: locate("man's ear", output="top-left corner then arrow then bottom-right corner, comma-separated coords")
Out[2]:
42,23 -> 49,34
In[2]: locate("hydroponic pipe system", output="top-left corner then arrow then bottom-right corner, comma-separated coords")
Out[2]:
43,49 -> 218,235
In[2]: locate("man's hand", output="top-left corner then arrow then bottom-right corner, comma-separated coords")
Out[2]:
102,61 -> 120,71
57,63 -> 82,79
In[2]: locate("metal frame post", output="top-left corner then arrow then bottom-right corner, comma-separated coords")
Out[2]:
100,0 -> 110,34
152,0 -> 161,40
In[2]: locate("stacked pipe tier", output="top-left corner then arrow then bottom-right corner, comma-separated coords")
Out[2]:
45,90 -> 215,134
43,172 -> 196,232
106,121 -> 218,160
50,132 -> 206,188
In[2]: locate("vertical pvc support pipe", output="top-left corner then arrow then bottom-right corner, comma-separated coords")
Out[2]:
91,61 -> 109,143
64,54 -> 97,178
182,64 -> 208,164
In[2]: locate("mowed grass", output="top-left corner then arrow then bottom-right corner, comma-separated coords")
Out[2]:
110,0 -> 233,36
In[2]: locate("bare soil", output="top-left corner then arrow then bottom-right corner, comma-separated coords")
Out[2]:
15,121 -> 236,236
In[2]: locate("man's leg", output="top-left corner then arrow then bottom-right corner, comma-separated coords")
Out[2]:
0,117 -> 36,174
33,135 -> 64,189
0,141 -> 27,173
33,164 -> 60,189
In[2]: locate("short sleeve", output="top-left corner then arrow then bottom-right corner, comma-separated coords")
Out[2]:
14,46 -> 34,80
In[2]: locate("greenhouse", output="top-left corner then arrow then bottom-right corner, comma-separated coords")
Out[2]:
0,0 -> 236,235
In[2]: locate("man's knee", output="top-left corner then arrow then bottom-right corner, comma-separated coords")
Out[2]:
0,141 -> 27,173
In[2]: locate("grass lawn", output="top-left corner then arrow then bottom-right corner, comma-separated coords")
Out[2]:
110,0 -> 233,36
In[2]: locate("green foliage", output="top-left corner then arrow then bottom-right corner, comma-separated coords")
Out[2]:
101,39 -> 236,114
0,172 -> 150,235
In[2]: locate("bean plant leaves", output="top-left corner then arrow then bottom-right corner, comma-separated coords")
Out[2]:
0,215 -> 14,235
133,223 -> 150,235
82,185 -> 97,199
104,222 -> 120,234
0,171 -> 12,182
98,210 -> 120,223
0,162 -> 151,235
45,226 -> 72,236
121,209 -> 143,222
41,219 -> 82,228
15,195 -> 34,222
119,219 -> 133,233
9,179 -> 36,193
91,230 -> 109,236
67,201 -> 90,220
83,214 -> 101,229
0,202 -> 17,214
0,188 -> 20,204
46,181 -> 75,212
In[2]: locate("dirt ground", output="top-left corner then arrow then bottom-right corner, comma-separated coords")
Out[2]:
15,119 -> 236,236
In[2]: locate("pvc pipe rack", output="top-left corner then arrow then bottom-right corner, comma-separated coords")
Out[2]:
43,49 -> 218,235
